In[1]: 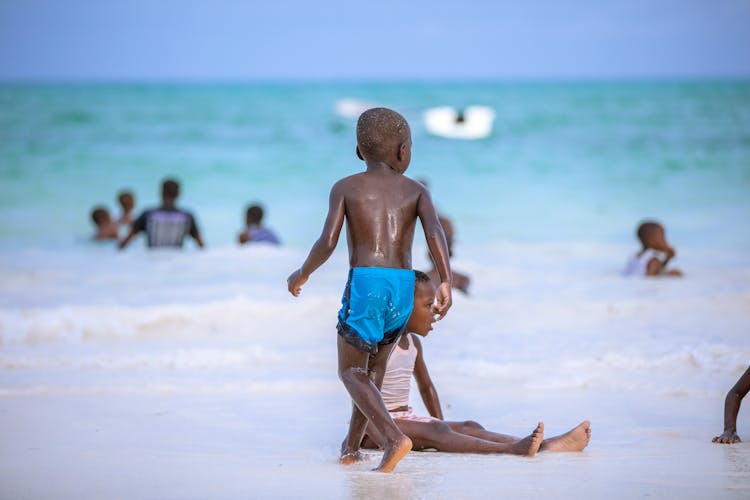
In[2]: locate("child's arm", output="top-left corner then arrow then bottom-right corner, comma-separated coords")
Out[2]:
411,335 -> 444,420
287,183 -> 346,296
118,227 -> 138,250
646,240 -> 678,276
713,366 -> 750,444
416,189 -> 452,319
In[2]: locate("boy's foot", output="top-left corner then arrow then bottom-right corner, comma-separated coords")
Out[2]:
540,421 -> 591,452
509,422 -> 544,457
374,435 -> 412,472
339,449 -> 371,465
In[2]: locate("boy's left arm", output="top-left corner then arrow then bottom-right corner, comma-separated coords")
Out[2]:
412,336 -> 444,420
416,188 -> 452,319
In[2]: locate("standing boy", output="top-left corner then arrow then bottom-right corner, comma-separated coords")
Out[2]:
287,108 -> 452,472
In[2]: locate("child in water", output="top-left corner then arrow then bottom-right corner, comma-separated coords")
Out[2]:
623,221 -> 682,277
90,206 -> 119,240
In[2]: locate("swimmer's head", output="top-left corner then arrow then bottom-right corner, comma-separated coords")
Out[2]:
246,204 -> 264,225
91,206 -> 111,226
161,178 -> 180,202
117,191 -> 135,212
637,221 -> 666,249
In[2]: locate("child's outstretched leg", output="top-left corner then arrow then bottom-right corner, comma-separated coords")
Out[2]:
337,336 -> 411,472
539,421 -> 591,452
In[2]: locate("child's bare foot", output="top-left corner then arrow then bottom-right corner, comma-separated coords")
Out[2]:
509,422 -> 544,457
374,435 -> 412,472
340,450 -> 371,465
540,421 -> 591,452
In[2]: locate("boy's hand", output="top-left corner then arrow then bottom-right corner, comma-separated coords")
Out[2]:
433,282 -> 452,320
712,430 -> 741,444
287,269 -> 308,297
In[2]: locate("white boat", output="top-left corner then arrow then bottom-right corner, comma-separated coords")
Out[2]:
423,105 -> 495,140
334,98 -> 376,119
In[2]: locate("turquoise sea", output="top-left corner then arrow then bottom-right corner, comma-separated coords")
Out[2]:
1,81 -> 749,251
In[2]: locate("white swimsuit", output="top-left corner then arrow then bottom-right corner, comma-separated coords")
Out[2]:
623,249 -> 662,277
381,334 -> 436,423
381,334 -> 417,411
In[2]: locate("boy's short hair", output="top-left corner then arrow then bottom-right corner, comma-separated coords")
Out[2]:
414,269 -> 432,284
91,206 -> 110,225
246,204 -> 264,224
356,108 -> 409,161
162,179 -> 180,199
637,221 -> 662,244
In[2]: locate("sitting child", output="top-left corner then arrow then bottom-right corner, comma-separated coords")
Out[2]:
363,270 -> 590,456
238,204 -> 280,245
712,366 -> 750,444
623,221 -> 682,277
90,206 -> 119,240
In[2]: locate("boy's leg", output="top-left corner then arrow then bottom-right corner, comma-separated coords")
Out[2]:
341,339 -> 398,457
337,336 -> 411,472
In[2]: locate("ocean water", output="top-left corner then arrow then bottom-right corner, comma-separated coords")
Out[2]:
0,81 -> 749,404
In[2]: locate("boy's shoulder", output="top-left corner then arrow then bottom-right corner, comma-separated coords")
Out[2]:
336,172 -> 425,187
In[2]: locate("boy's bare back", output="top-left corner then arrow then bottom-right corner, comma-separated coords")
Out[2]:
330,170 -> 429,269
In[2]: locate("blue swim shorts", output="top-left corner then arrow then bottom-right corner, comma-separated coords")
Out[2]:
337,267 -> 416,354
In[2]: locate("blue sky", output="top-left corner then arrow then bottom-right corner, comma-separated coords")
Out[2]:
1,0 -> 749,81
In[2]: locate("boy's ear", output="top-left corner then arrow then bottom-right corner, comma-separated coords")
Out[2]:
397,142 -> 407,161
356,146 -> 364,161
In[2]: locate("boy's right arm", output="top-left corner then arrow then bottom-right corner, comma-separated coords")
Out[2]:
287,183 -> 346,297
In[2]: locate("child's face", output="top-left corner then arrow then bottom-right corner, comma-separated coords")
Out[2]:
646,226 -> 668,249
119,195 -> 134,211
406,280 -> 437,336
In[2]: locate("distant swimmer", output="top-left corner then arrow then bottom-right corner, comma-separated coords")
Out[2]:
238,203 -> 280,246
286,107 -> 452,473
119,178 -> 204,250
623,220 -> 682,277
117,190 -> 136,227
90,206 -> 119,241
713,366 -> 750,444
362,272 -> 590,456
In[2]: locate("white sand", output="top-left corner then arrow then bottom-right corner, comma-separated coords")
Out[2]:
1,386 -> 749,499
